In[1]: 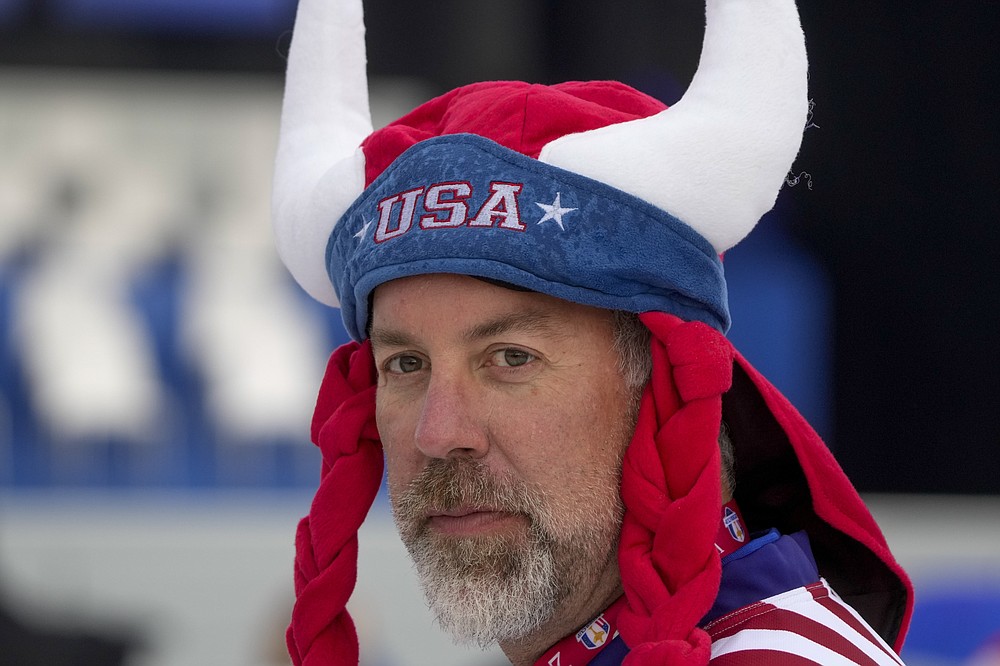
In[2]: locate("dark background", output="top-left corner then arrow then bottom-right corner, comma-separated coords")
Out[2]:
2,0 -> 996,493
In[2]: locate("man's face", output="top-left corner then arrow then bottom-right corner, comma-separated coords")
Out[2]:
370,274 -> 640,648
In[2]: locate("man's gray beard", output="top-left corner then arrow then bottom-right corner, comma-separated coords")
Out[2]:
403,513 -> 560,647
391,458 -> 622,648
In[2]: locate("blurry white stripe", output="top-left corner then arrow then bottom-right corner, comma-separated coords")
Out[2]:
16,260 -> 163,442
182,246 -> 328,444
710,628 -> 863,665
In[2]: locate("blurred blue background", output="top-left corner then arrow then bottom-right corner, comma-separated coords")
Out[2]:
0,1 -> 997,665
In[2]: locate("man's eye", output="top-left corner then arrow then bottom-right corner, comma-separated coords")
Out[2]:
492,348 -> 536,368
386,355 -> 424,374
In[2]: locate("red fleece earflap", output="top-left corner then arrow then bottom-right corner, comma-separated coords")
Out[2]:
618,313 -> 734,665
287,341 -> 380,666
730,352 -> 913,649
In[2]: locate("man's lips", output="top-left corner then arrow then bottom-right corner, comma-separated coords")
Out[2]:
425,508 -> 527,536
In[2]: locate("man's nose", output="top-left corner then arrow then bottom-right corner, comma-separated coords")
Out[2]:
413,373 -> 489,459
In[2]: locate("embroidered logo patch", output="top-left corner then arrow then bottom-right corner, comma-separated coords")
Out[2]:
576,614 -> 611,650
723,506 -> 746,543
368,181 -> 527,244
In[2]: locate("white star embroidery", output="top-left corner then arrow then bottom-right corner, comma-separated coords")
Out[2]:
353,218 -> 373,242
535,193 -> 577,231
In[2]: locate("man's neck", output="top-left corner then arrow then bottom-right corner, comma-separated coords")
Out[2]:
498,569 -> 624,666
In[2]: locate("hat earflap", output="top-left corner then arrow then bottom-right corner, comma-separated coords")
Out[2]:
286,341 -> 380,665
618,312 -> 733,664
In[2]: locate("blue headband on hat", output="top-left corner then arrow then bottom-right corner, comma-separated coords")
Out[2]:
327,134 -> 729,341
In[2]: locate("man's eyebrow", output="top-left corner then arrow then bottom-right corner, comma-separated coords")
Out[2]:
463,309 -> 567,342
369,326 -> 415,351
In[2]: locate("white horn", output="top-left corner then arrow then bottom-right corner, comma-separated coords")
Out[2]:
272,0 -> 372,306
538,0 -> 808,253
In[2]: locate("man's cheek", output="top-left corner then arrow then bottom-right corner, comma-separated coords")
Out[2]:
381,441 -> 417,496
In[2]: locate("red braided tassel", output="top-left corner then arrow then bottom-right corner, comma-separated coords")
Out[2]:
618,313 -> 734,664
287,341 -> 382,665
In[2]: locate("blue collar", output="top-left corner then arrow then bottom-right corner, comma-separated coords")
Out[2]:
703,528 -> 819,624
587,530 -> 820,666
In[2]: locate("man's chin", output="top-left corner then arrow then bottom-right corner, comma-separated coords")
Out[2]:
422,531 -> 530,579
409,534 -> 560,647
426,577 -> 558,648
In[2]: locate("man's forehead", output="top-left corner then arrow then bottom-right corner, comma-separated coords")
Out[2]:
368,273 -> 605,346
370,310 -> 570,352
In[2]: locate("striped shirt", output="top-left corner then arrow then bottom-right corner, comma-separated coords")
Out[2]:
569,531 -> 906,666
705,579 -> 905,665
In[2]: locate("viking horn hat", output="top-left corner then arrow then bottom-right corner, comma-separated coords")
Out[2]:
275,6 -> 918,662
273,0 -> 809,311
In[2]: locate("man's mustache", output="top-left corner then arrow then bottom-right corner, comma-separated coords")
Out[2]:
393,458 -> 535,518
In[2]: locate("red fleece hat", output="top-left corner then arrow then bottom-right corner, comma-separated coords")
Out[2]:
362,80 -> 667,185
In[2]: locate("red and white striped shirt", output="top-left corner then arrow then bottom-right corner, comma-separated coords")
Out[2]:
705,579 -> 905,665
